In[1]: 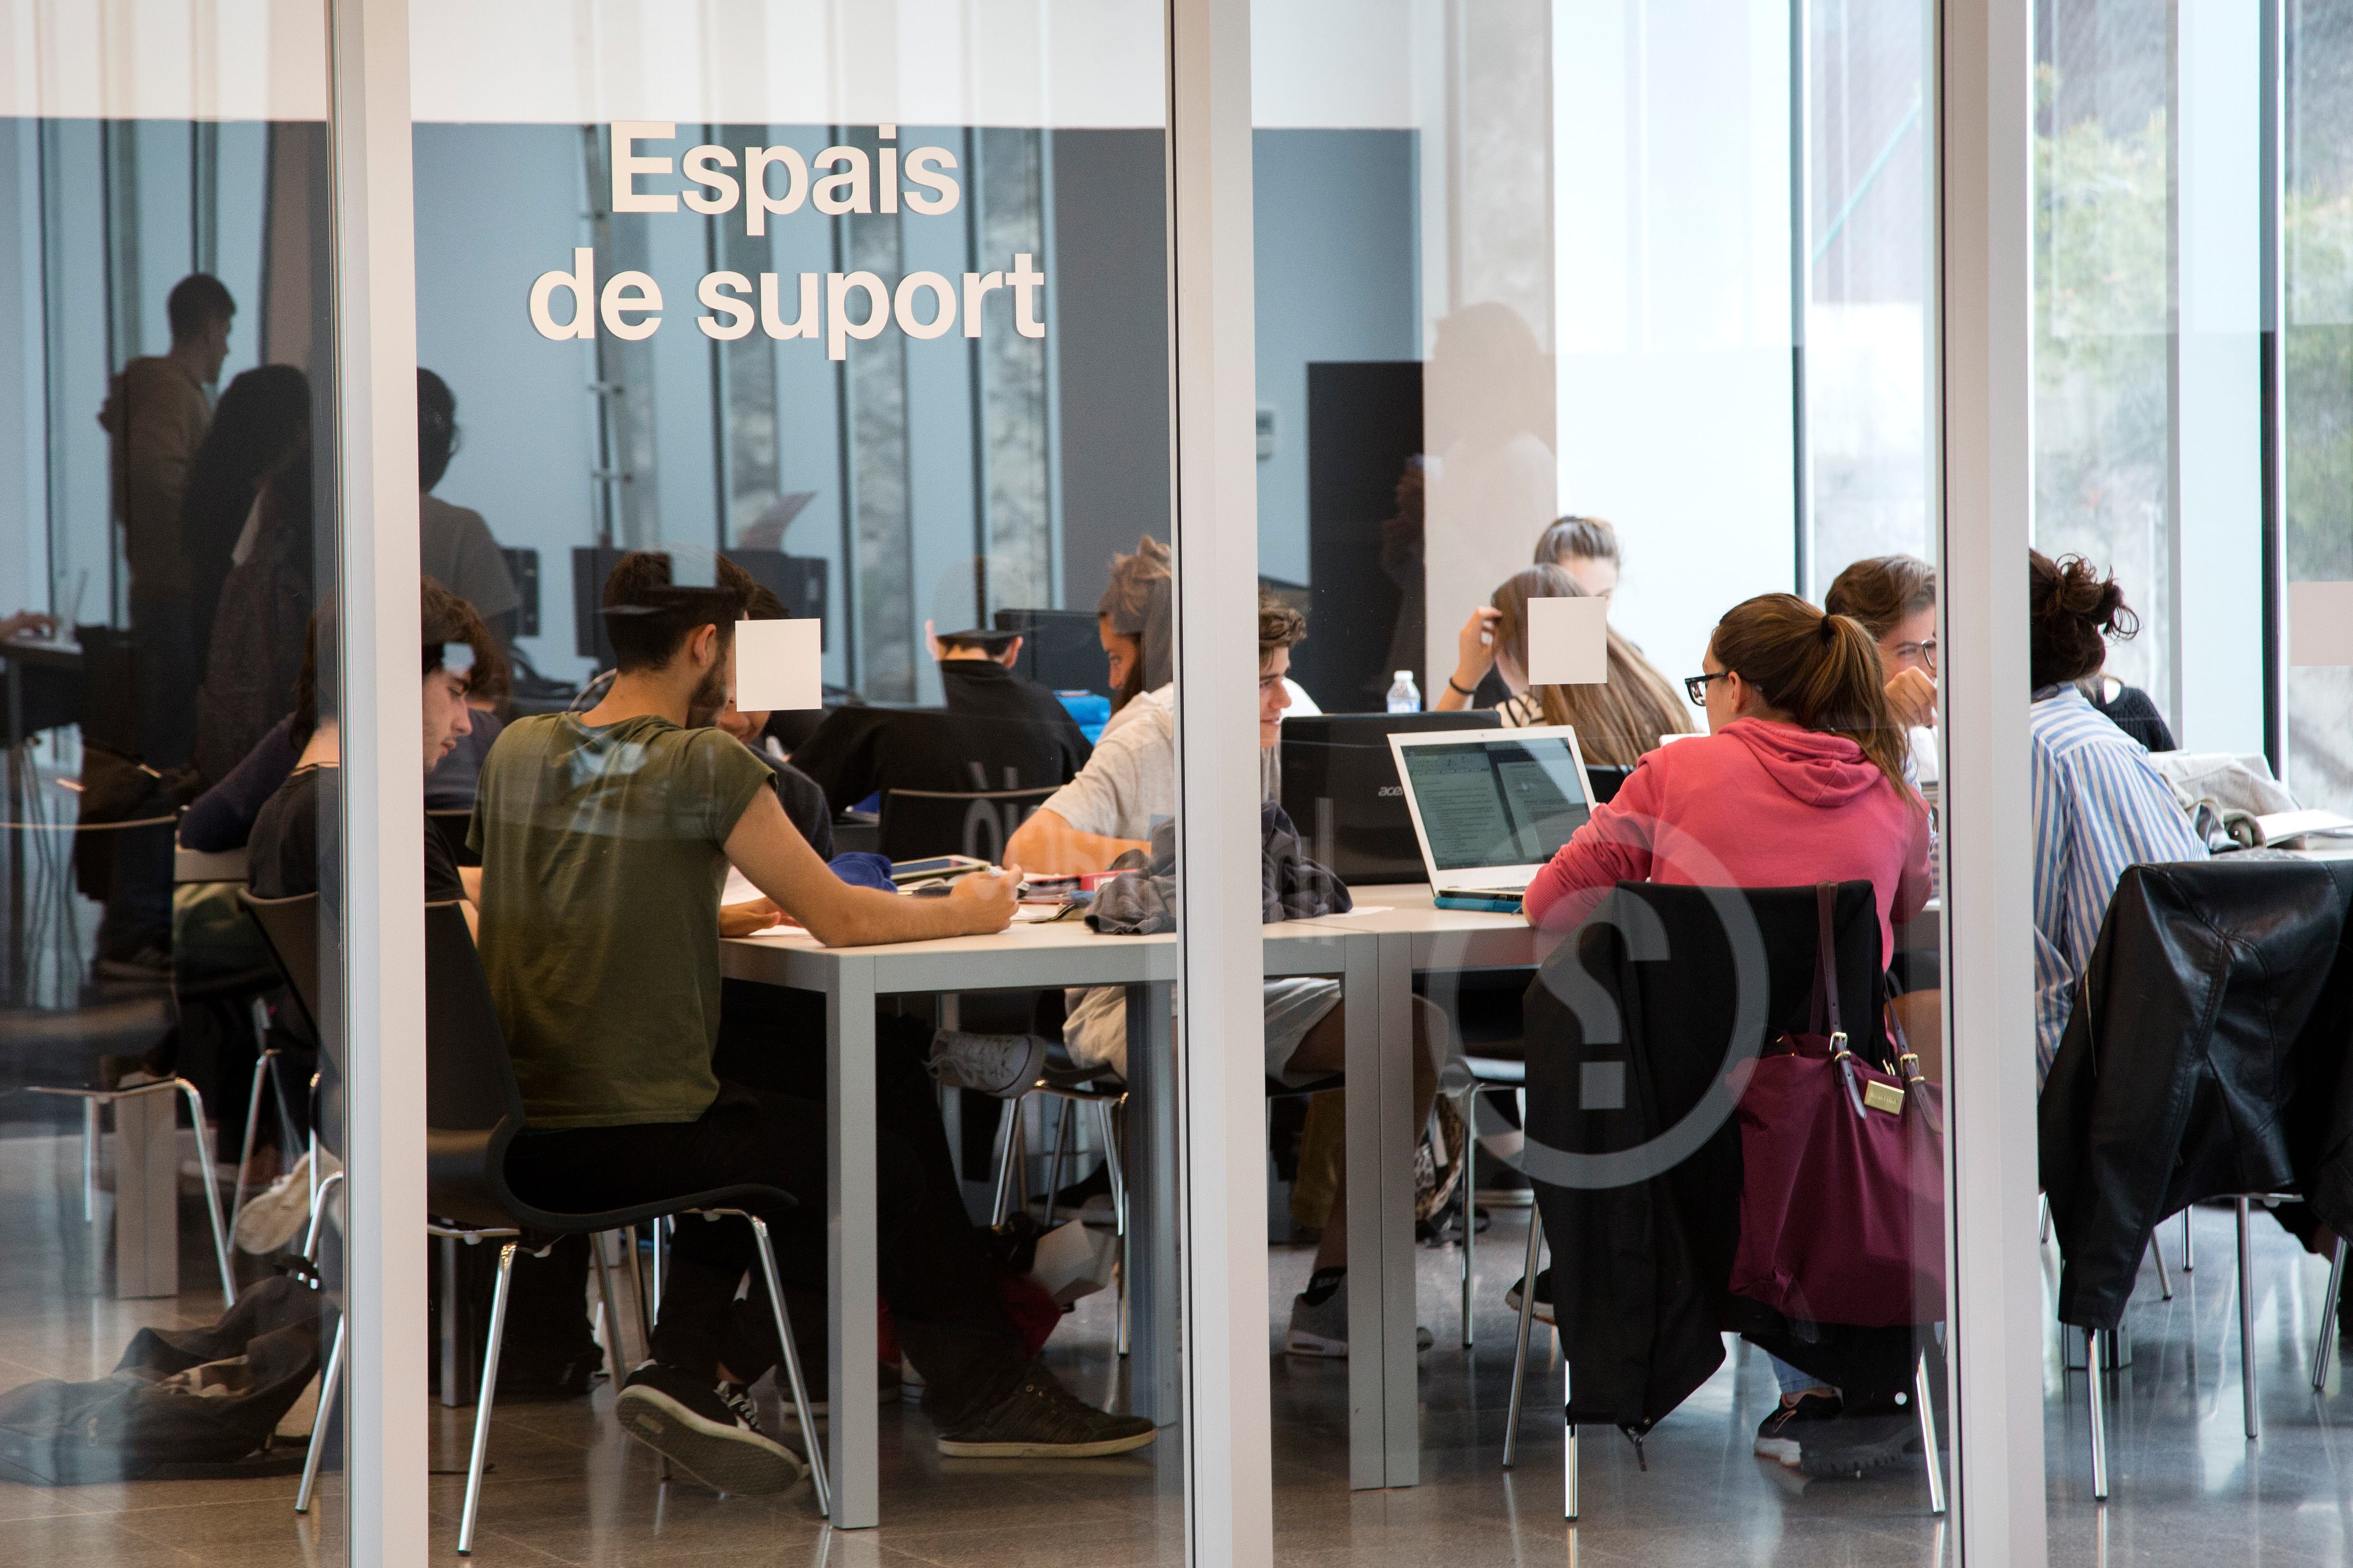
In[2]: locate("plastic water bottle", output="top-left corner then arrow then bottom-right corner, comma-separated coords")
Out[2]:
1385,671 -> 1422,714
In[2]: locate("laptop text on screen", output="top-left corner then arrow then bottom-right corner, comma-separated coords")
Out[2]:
1386,726 -> 1597,901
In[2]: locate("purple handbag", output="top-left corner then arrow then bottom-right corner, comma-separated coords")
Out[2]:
1727,884 -> 1946,1329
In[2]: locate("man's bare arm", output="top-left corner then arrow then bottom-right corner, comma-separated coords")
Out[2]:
1004,806 -> 1146,874
724,788 -> 1017,946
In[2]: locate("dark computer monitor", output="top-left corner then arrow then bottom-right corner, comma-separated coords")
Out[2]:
1585,763 -> 1633,805
1280,711 -> 1504,885
993,608 -> 1109,699
572,547 -> 828,667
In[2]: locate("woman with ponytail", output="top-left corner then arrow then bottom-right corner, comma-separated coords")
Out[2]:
1521,591 -> 1931,964
1519,590 -> 1934,1455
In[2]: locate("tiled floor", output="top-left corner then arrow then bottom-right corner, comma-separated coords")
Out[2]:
2,1125 -> 2350,1567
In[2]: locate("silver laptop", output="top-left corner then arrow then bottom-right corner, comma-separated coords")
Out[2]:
1386,726 -> 1599,911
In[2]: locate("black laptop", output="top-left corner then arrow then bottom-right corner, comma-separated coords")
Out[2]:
1280,711 -> 1504,885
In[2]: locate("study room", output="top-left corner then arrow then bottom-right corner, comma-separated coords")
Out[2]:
4,3 -> 2353,1568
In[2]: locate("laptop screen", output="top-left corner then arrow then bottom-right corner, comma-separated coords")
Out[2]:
1398,735 -> 1594,871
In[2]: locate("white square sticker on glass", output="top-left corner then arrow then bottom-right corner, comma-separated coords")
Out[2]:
1525,596 -> 1611,685
2290,583 -> 2353,666
735,619 -> 823,711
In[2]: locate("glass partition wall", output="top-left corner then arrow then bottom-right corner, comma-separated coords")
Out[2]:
0,4 -> 349,1564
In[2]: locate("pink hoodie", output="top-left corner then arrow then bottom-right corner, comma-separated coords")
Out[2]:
1523,718 -> 1932,961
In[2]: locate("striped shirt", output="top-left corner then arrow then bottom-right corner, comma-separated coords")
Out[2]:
2030,686 -> 2207,1081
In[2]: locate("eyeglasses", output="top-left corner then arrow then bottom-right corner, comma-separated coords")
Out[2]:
1683,672 -> 1728,705
1892,639 -> 1939,668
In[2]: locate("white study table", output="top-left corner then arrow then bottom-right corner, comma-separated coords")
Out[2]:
721,910 -> 1384,1525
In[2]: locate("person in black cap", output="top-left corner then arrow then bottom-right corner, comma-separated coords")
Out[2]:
925,619 -> 1091,779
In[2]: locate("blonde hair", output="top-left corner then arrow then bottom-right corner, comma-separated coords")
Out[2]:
1489,565 -> 1691,767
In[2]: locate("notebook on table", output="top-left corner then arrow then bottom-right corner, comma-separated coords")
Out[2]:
1386,726 -> 1598,913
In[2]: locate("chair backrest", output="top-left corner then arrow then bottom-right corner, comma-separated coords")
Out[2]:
422,901 -> 532,1230
1522,878 -> 1888,1162
238,888 -> 327,1037
878,784 -> 1058,863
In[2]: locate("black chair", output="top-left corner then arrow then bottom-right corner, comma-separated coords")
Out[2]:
878,784 -> 1057,864
246,896 -> 831,1546
1515,880 -> 1944,1517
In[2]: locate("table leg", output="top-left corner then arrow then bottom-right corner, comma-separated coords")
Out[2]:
1342,936 -> 1387,1490
1124,982 -> 1179,1425
827,958 -> 879,1529
1375,933 -> 1418,1487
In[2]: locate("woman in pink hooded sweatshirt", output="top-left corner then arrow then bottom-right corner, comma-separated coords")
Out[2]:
1520,590 -> 1933,1463
1522,591 -> 1932,957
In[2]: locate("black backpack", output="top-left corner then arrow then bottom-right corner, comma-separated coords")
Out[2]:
0,1276 -> 323,1484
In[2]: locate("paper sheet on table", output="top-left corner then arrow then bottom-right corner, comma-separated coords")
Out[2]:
1526,596 -> 1610,685
1314,905 -> 1392,917
735,617 -> 824,710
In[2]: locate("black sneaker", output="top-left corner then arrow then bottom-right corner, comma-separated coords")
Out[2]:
1504,1269 -> 1555,1326
1753,1391 -> 1841,1465
1796,1399 -> 1920,1479
936,1363 -> 1159,1459
615,1362 -> 808,1495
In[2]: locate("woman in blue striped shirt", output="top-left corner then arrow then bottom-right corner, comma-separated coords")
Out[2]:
2027,552 -> 2208,1082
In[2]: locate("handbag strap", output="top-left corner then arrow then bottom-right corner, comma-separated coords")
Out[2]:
1809,881 -> 1842,1040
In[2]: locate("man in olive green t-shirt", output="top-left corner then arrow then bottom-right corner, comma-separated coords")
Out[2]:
471,551 -> 1154,1495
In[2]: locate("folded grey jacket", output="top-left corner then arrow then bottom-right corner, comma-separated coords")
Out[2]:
1084,802 -> 1352,935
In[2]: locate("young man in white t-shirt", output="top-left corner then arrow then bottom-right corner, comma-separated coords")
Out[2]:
1003,593 -> 1441,1357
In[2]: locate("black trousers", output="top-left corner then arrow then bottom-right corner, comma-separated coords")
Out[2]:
505,1079 -> 1026,1428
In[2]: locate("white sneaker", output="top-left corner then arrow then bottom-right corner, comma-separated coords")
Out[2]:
927,1031 -> 1050,1098
234,1150 -> 336,1255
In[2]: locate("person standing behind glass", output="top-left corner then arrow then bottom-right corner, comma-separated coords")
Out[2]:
1823,554 -> 1940,787
417,370 -> 521,651
97,273 -> 236,771
179,365 -> 312,692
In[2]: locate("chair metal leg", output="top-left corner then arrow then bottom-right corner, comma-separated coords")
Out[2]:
1043,1098 -> 1074,1227
650,1216 -> 667,1315
2039,1192 -> 2051,1244
294,1312 -> 346,1514
1503,1205 -> 1544,1468
2086,1329 -> 2110,1501
1095,1100 -> 1130,1358
304,1170 -> 345,1262
623,1224 -> 652,1367
1459,1090 -> 1476,1349
989,1098 -> 1024,1227
590,1234 -> 626,1388
2182,1206 -> 2194,1270
231,1047 -> 275,1236
2238,1196 -> 2260,1440
174,1079 -> 237,1308
1916,1350 -> 1946,1516
2151,1233 -> 2172,1300
459,1242 -> 518,1555
1563,1354 -> 1578,1520
2315,1235 -> 2348,1393
747,1215 -> 831,1518
81,1097 -> 99,1221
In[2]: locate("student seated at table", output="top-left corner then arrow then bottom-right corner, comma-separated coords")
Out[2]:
1824,554 -> 1939,784
1520,591 -> 1933,1465
474,550 -> 1154,1490
1432,564 -> 1690,766
2024,551 -> 2206,1084
925,619 -> 1093,776
1005,591 -> 1445,1358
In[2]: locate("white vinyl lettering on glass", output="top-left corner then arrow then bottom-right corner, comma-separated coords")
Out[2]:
529,125 -> 1028,347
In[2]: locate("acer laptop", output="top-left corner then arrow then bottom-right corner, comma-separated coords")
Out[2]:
1279,711 -> 1502,884
1387,726 -> 1599,912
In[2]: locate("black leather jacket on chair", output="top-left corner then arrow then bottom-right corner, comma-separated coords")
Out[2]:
1525,881 -> 1922,1438
2040,855 -> 2353,1331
